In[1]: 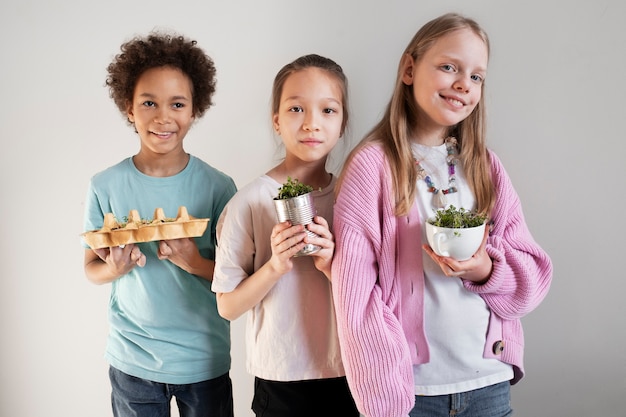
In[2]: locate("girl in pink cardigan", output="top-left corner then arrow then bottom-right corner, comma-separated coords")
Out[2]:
332,13 -> 552,417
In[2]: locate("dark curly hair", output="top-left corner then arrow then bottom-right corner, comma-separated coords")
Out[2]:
106,32 -> 217,120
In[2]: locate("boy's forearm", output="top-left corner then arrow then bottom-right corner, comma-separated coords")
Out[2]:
84,257 -> 122,285
186,256 -> 216,281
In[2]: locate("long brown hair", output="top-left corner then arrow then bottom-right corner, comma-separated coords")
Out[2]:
337,13 -> 495,216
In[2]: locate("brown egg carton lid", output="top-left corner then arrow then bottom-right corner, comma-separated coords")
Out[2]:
82,206 -> 209,249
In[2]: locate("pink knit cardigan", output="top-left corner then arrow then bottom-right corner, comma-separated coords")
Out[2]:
332,144 -> 552,417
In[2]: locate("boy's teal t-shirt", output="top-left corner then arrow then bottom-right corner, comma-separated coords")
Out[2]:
83,156 -> 237,384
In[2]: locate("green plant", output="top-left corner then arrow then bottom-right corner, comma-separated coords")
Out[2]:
275,177 -> 314,200
427,205 -> 487,228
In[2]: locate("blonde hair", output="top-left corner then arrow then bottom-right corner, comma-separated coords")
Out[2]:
338,13 -> 495,216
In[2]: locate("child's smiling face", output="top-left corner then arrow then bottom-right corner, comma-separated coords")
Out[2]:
127,66 -> 195,157
402,28 -> 488,141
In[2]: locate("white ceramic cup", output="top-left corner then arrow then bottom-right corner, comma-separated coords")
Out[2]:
425,222 -> 485,261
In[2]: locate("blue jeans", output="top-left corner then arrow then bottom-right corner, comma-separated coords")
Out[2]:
409,381 -> 512,417
109,366 -> 234,417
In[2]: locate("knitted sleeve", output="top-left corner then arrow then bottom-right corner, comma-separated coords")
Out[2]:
463,151 -> 553,320
332,145 -> 414,417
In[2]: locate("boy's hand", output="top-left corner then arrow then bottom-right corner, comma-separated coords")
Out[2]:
94,244 -> 146,276
157,238 -> 199,269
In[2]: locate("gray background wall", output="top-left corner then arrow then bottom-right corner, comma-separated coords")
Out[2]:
1,1 -> 624,416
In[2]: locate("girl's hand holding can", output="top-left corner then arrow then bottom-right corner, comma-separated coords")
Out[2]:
269,221 -> 307,276
305,215 -> 334,280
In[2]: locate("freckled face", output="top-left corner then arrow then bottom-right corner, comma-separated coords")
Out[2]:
127,66 -> 195,157
272,67 -> 344,165
402,28 -> 488,137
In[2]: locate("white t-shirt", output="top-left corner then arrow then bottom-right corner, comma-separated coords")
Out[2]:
411,142 -> 513,395
212,175 -> 345,382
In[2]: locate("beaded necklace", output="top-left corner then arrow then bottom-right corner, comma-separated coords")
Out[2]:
414,136 -> 459,209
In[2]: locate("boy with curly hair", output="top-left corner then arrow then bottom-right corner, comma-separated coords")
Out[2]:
82,32 -> 236,417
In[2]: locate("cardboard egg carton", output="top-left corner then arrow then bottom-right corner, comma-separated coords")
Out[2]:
82,206 -> 209,249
